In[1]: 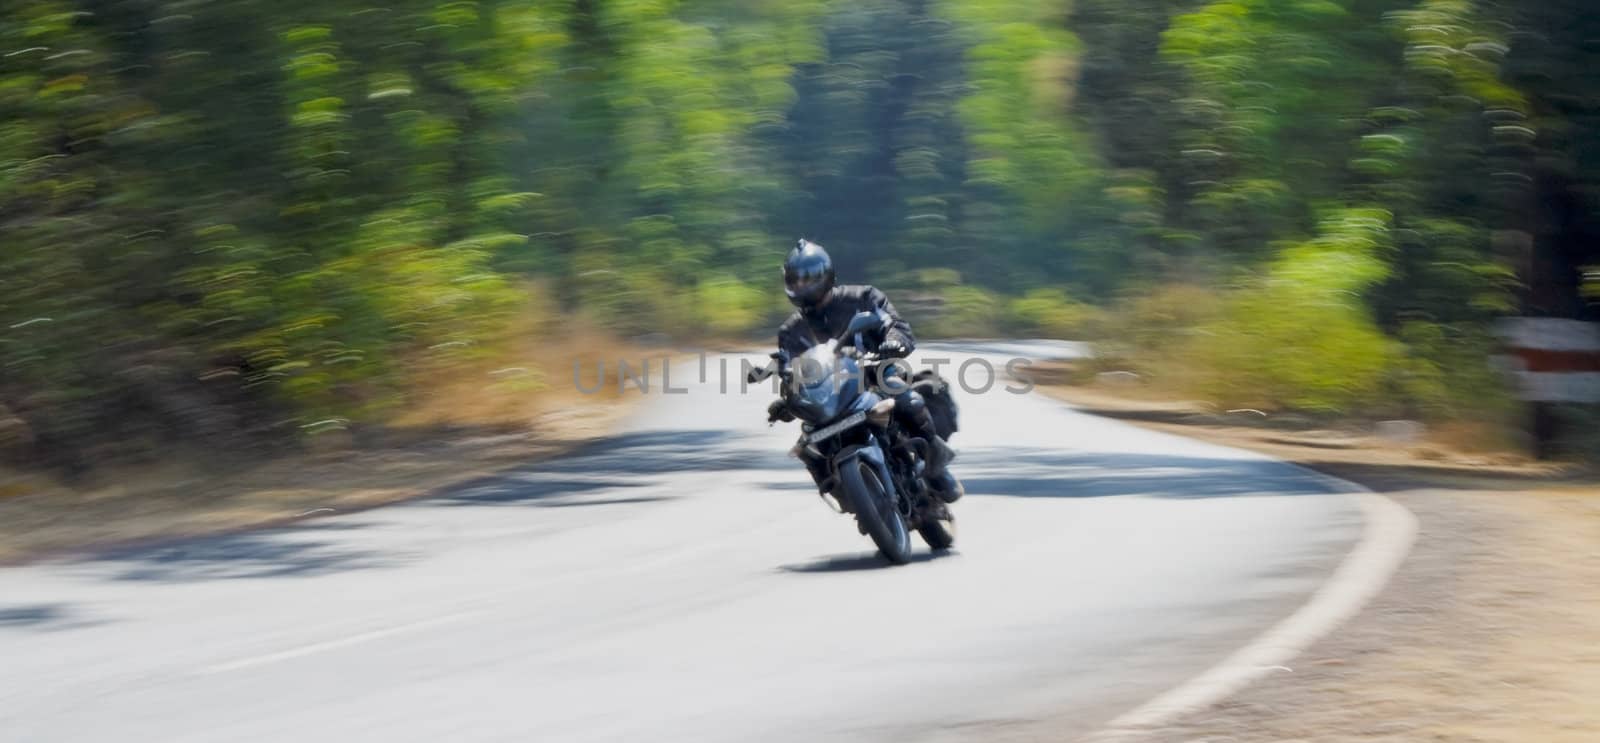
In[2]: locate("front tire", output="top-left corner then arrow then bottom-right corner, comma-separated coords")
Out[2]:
841,459 -> 912,565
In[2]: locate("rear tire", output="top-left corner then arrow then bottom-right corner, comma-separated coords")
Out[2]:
841,459 -> 912,565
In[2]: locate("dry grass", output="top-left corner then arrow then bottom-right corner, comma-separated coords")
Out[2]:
390,287 -> 657,431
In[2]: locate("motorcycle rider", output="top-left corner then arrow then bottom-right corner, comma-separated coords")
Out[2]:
771,239 -> 962,503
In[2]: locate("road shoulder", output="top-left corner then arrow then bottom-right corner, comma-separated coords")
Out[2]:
1048,386 -> 1600,743
0,395 -> 640,565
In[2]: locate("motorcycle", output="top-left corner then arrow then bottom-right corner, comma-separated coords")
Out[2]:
749,310 -> 959,565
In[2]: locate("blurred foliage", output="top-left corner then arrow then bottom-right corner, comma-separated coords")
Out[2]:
1186,209 -> 1401,413
1,0 -> 1598,469
1007,289 -> 1107,339
1074,0 -> 1596,429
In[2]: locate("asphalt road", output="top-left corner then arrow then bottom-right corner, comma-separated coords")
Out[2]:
0,345 -> 1366,743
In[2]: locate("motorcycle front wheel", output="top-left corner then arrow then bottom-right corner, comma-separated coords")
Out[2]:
841,459 -> 912,565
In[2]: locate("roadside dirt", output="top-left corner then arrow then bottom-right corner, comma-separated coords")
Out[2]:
1045,384 -> 1600,743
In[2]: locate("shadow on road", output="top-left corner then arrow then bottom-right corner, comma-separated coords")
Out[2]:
84,522 -> 395,583
534,429 -> 790,475
956,448 -> 1340,500
428,477 -> 652,507
63,428 -> 763,583
778,550 -> 955,573
53,432 -> 1339,585
758,480 -> 819,492
536,495 -> 677,509
424,426 -> 789,508
0,603 -> 104,632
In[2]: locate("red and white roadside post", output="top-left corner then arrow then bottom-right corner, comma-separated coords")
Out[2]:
1495,317 -> 1600,457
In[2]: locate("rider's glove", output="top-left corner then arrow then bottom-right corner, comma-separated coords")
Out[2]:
767,399 -> 795,423
878,336 -> 910,358
748,349 -> 790,384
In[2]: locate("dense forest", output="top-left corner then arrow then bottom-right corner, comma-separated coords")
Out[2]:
2,0 -> 1597,467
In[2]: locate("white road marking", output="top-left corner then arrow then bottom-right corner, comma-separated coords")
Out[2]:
1087,469 -> 1419,740
197,611 -> 482,675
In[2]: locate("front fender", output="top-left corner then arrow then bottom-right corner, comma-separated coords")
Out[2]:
832,440 -> 897,509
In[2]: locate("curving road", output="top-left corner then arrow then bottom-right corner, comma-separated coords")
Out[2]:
0,345 -> 1368,743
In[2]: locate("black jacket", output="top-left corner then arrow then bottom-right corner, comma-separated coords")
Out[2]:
777,284 -> 915,359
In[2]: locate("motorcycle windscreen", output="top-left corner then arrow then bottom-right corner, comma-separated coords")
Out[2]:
790,349 -> 850,423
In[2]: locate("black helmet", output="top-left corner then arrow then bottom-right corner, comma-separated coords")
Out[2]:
784,239 -> 835,309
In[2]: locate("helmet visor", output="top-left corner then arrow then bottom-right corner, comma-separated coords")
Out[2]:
785,264 -> 831,304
